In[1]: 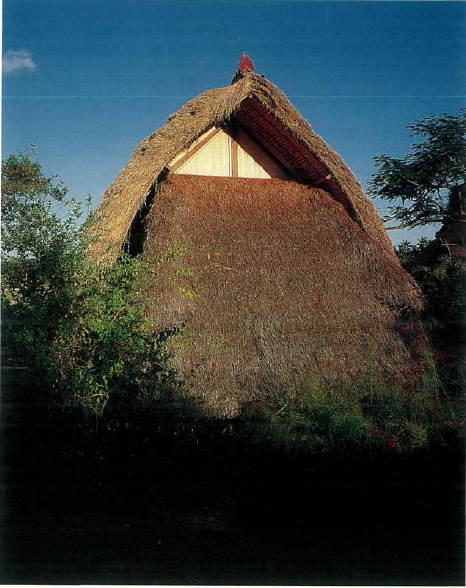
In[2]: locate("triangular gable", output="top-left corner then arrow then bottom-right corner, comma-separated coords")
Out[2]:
168,124 -> 290,179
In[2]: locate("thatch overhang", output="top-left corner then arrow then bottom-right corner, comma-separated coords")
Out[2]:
90,71 -> 393,260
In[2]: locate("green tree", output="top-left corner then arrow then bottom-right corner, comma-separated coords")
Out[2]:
2,151 -> 85,363
1,151 -> 179,418
368,109 -> 466,229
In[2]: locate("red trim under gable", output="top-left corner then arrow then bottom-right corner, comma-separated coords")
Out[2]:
236,98 -> 357,219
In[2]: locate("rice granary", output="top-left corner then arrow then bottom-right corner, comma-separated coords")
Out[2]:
92,54 -> 423,417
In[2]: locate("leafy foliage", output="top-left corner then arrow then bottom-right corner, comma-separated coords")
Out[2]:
1,151 -> 180,418
368,110 -> 466,228
240,352 -> 461,455
45,255 -> 180,417
396,239 -> 466,326
395,240 -> 466,402
2,152 -> 85,363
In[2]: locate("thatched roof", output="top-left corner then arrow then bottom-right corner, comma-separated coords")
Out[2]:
91,71 -> 393,260
92,65 -> 424,418
143,175 -> 421,418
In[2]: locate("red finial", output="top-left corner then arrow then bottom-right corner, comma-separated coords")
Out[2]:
231,53 -> 255,84
238,52 -> 254,74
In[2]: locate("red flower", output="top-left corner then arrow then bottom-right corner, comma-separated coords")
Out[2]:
254,402 -> 260,412
398,325 -> 409,337
388,435 -> 398,450
402,445 -> 409,453
371,427 -> 378,436
434,353 -> 444,361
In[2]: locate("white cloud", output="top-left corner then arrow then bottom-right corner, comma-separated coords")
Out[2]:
3,49 -> 37,75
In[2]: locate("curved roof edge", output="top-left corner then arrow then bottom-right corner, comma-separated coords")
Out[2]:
90,72 -> 393,261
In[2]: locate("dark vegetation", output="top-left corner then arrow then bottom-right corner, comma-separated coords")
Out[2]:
1,113 -> 465,584
1,370 -> 464,585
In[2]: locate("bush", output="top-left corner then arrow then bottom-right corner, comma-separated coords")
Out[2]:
45,253 -> 181,417
395,239 -> 466,402
239,345 -> 462,455
396,239 -> 466,327
1,151 -> 180,419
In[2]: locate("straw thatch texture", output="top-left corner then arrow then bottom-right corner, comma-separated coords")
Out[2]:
90,72 -> 392,261
143,175 -> 421,418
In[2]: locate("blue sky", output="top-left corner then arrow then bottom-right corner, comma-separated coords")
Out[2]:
3,0 -> 466,245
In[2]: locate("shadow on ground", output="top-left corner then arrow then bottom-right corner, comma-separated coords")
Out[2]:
0,370 -> 464,585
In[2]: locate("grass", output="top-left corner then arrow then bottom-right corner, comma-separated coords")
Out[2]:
236,343 -> 463,455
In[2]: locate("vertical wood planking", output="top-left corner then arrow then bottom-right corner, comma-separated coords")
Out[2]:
169,124 -> 290,179
231,136 -> 239,178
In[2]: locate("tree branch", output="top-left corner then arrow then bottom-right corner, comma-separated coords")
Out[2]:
385,224 -> 411,231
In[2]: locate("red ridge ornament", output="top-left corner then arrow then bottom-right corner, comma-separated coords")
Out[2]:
238,52 -> 254,74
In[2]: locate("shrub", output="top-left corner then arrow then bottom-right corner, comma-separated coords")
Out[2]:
396,239 -> 466,327
44,253 -> 181,418
395,239 -> 466,402
1,151 -> 180,420
240,345 -> 462,455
